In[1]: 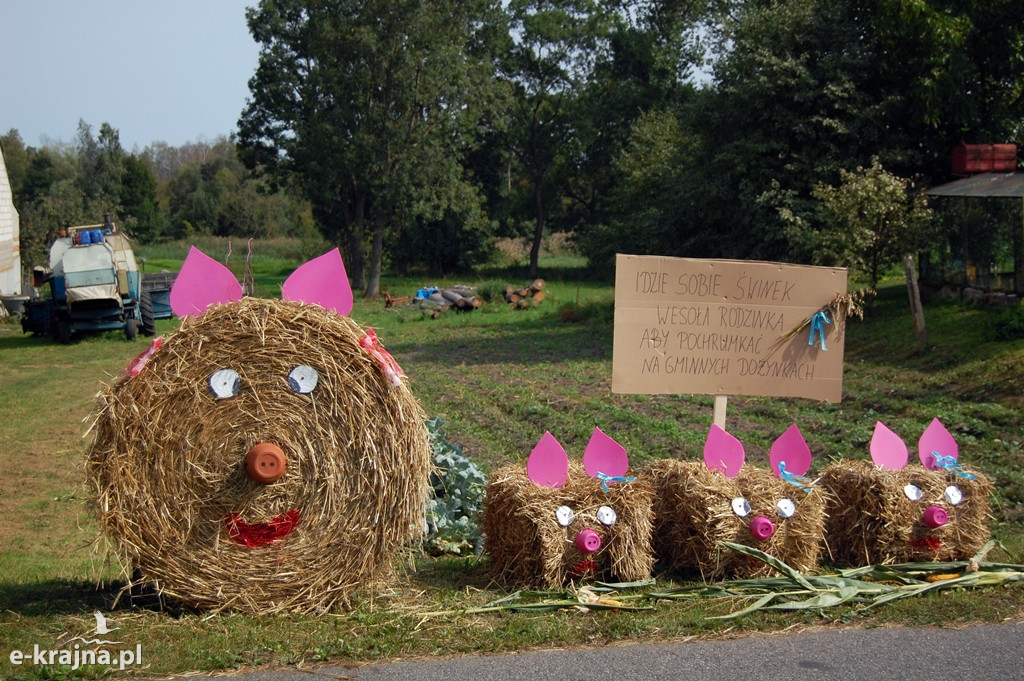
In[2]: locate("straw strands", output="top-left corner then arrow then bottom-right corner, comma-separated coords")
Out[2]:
87,298 -> 431,614
820,459 -> 993,566
483,463 -> 654,588
645,460 -> 827,580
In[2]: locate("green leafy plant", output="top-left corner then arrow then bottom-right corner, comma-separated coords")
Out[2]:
424,417 -> 487,556
992,306 -> 1024,341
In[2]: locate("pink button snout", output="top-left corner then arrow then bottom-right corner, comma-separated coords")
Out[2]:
749,515 -> 775,541
922,505 -> 948,529
575,528 -> 602,554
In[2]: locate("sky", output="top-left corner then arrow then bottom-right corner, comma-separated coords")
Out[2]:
0,0 -> 261,152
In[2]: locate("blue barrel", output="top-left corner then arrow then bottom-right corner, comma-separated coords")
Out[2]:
91,228 -> 104,243
78,229 -> 92,245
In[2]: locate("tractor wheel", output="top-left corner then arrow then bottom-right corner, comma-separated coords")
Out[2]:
57,318 -> 71,344
126,316 -> 138,341
140,291 -> 156,336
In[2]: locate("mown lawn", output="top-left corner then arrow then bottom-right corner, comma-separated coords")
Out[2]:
1,239 -> 1022,679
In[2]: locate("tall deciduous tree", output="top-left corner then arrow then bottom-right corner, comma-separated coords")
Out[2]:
500,0 -> 612,277
238,0 -> 506,296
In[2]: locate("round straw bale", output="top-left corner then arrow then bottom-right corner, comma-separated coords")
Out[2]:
87,298 -> 430,614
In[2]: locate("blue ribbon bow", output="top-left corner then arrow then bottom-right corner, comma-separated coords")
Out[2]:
778,461 -> 814,493
931,451 -> 976,479
808,311 -> 831,350
595,471 -> 637,493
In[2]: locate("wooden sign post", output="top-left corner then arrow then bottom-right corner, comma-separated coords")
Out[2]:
612,255 -> 849,424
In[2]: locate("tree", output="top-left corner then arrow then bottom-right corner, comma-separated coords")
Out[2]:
120,155 -> 162,241
580,108 -> 702,274
499,0 -> 612,277
76,120 -> 125,216
1,130 -> 29,200
238,0 -> 506,296
693,0 -> 890,261
803,158 -> 932,290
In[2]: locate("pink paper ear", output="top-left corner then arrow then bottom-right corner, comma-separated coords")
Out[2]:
704,424 -> 744,478
281,248 -> 353,316
582,427 -> 629,479
770,423 -> 811,478
526,431 -> 569,488
870,421 -> 908,470
170,246 -> 243,317
919,417 -> 957,470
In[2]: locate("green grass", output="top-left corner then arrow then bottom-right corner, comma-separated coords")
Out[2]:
1,243 -> 1022,679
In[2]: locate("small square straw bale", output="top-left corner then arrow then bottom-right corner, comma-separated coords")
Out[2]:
483,463 -> 653,588
820,459 -> 992,566
644,460 -> 826,580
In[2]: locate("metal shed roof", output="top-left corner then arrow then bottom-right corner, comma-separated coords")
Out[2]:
926,172 -> 1024,198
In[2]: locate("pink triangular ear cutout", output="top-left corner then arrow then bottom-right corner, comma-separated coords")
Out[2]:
919,417 -> 957,470
582,427 -> 628,479
770,423 -> 811,478
526,431 -> 569,488
281,248 -> 353,316
170,246 -> 243,317
870,421 -> 908,470
704,424 -> 744,478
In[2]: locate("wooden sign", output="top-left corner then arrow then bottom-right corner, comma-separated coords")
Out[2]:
613,255 -> 848,402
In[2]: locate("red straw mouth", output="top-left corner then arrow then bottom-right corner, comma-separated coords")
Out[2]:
224,509 -> 301,547
571,559 -> 597,576
910,536 -> 942,551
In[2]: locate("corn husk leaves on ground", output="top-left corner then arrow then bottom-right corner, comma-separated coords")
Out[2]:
418,541 -> 1023,622
648,540 -> 1023,619
417,579 -> 657,622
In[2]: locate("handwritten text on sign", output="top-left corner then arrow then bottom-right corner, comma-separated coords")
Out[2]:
612,255 -> 848,402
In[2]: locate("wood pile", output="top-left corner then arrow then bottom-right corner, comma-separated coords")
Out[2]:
504,279 -> 546,308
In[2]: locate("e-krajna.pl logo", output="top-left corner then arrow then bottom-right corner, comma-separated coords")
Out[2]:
8,611 -> 143,672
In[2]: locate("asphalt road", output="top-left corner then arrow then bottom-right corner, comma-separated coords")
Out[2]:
195,620 -> 1024,681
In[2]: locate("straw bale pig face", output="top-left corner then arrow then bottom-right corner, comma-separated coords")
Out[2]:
88,248 -> 429,613
483,429 -> 654,588
821,419 -> 992,565
648,424 -> 826,578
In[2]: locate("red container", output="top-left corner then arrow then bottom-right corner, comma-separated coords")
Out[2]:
952,143 -> 1018,174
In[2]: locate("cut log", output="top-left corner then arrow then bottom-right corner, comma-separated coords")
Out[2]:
440,289 -> 470,308
504,278 -> 547,309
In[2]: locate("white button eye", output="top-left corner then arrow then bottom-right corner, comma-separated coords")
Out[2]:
596,506 -> 617,526
777,498 -> 796,519
903,484 -> 923,502
209,368 -> 240,399
556,505 -> 575,527
288,365 -> 319,394
944,486 -> 963,506
731,497 -> 751,517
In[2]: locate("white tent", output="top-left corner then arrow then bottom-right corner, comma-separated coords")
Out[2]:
0,142 -> 21,296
